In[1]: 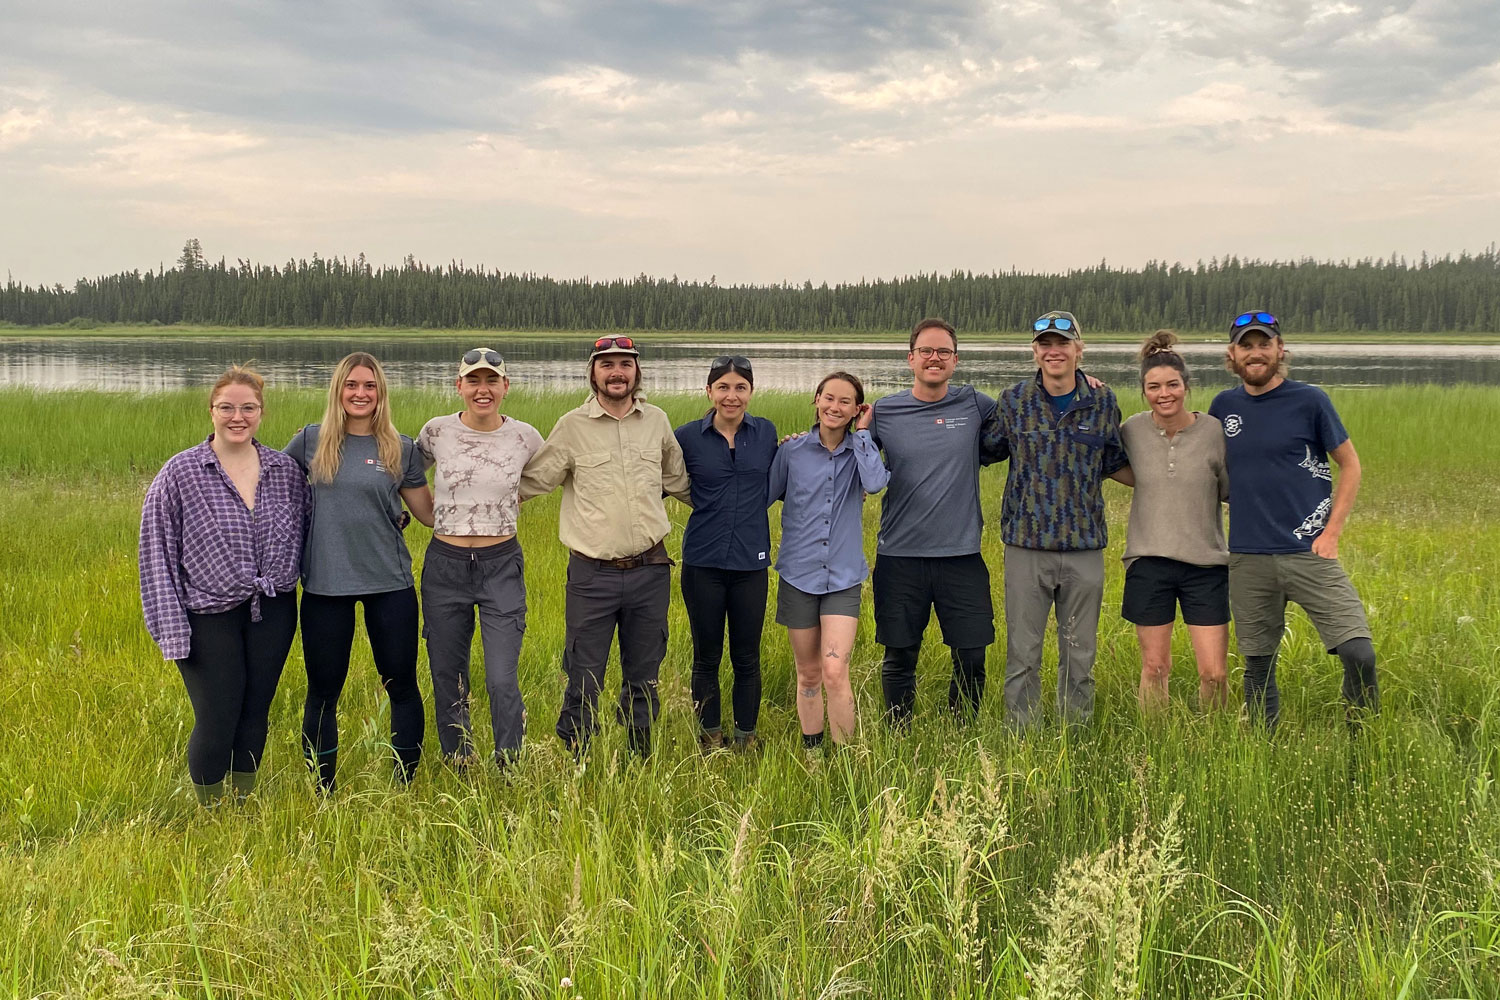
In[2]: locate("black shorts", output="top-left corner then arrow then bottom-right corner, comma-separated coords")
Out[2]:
872,553 -> 995,649
1121,556 -> 1229,627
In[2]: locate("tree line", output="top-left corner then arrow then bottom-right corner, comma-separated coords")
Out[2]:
4,240 -> 1499,332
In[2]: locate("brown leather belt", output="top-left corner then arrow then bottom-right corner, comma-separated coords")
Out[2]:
571,539 -> 672,570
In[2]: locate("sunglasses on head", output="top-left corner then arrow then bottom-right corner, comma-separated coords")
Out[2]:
1033,315 -> 1075,333
462,349 -> 504,366
1233,311 -> 1279,329
711,354 -> 752,371
593,337 -> 635,351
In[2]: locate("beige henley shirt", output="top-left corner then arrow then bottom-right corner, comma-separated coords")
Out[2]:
518,393 -> 691,560
1120,410 -> 1230,570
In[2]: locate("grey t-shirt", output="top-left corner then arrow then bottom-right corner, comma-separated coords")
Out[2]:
284,425 -> 428,596
868,384 -> 998,557
1119,411 -> 1229,570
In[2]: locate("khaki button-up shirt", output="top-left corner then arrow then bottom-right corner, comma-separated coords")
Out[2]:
519,394 -> 691,560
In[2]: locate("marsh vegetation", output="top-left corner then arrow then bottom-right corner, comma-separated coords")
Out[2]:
1,385 -> 1497,998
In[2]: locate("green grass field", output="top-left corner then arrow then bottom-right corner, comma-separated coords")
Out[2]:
1,382 -> 1497,998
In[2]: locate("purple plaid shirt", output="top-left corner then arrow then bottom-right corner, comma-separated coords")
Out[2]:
139,438 -> 308,660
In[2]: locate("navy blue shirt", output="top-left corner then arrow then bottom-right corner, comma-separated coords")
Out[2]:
674,411 -> 779,570
1209,379 -> 1349,554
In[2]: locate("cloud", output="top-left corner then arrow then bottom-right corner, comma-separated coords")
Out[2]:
1,1 -> 1498,288
1154,0 -> 1500,125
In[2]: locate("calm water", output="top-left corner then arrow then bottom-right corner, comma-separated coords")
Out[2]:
3,335 -> 1498,393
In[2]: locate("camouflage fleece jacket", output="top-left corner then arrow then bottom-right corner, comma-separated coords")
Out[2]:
980,369 -> 1128,551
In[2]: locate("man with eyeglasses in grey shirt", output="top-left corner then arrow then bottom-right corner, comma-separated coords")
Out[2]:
867,318 -> 998,729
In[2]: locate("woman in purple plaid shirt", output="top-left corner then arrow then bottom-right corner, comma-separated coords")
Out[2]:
139,365 -> 309,806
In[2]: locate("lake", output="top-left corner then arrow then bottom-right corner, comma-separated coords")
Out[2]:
3,335 -> 1499,393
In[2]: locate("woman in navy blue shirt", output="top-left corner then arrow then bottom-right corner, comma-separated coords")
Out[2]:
673,356 -> 779,751
767,372 -> 887,750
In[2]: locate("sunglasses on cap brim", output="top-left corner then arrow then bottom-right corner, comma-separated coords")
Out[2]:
462,349 -> 504,366
1033,316 -> 1075,333
1233,311 -> 1279,329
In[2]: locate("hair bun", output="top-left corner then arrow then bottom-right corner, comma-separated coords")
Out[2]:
1138,329 -> 1179,362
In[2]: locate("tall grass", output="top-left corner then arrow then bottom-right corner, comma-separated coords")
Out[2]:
1,384 -> 1497,998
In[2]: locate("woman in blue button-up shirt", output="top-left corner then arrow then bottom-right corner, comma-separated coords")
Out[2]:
767,372 -> 888,750
674,357 -> 779,752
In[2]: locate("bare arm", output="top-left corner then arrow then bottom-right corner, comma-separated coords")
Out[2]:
400,484 -> 434,528
1109,465 -> 1135,487
1312,438 -> 1361,559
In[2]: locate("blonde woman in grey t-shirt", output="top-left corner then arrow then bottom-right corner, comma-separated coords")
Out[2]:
286,352 -> 435,792
1115,331 -> 1231,712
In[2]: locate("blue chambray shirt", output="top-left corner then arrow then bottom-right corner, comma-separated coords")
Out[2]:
767,427 -> 889,594
674,411 -> 779,570
982,369 -> 1128,551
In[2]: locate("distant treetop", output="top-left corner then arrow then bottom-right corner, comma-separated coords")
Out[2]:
4,242 -> 1498,332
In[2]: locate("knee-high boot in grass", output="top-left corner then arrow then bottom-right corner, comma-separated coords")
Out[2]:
1243,653 -> 1280,732
229,770 -> 257,800
192,780 -> 227,807
1337,637 -> 1378,730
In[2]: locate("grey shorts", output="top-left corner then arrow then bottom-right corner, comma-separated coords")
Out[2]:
775,582 -> 863,629
1229,551 -> 1372,656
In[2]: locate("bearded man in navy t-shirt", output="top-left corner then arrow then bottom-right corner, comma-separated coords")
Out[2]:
1208,310 -> 1377,730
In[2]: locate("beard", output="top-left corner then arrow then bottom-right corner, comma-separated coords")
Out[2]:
1230,354 -> 1281,387
591,370 -> 640,398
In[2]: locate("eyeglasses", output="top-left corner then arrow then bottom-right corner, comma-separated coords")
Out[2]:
1232,311 -> 1279,329
593,337 -> 635,351
913,346 -> 956,360
462,349 -> 504,366
711,354 -> 752,371
1033,316 -> 1075,333
213,403 -> 262,417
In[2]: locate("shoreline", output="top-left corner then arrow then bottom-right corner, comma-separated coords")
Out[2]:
6,324 -> 1500,345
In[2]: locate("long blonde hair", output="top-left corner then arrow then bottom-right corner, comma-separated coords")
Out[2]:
310,352 -> 402,483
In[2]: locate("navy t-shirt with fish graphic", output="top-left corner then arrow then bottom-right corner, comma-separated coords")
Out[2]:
1209,379 -> 1349,554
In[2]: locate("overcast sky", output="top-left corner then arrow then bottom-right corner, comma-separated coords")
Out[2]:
3,0 -> 1499,287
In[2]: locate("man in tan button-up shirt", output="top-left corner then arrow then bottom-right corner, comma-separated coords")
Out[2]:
520,337 -> 690,758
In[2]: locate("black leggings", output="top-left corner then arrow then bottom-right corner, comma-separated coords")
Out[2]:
881,643 -> 987,727
680,564 -> 767,735
300,588 -> 424,787
175,592 -> 298,786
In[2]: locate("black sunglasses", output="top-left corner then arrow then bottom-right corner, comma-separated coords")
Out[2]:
711,355 -> 752,372
462,349 -> 504,366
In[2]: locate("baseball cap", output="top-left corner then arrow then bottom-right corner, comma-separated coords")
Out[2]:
457,348 -> 506,378
589,336 -> 641,361
1032,310 -> 1082,341
1229,310 -> 1281,343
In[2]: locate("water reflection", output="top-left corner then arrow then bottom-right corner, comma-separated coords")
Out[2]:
2,335 -> 1498,393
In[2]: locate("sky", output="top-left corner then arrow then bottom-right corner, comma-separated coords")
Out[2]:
3,0 -> 1499,288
